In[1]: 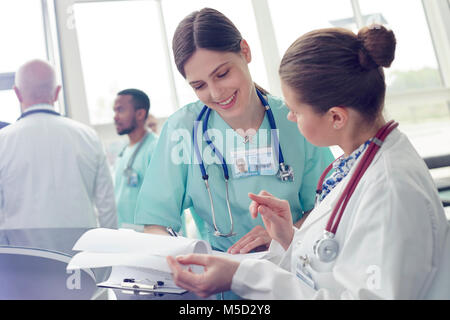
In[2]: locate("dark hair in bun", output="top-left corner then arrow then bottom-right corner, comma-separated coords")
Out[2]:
279,25 -> 396,122
357,25 -> 396,69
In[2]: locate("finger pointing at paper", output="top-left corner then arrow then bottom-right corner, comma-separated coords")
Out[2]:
248,191 -> 295,250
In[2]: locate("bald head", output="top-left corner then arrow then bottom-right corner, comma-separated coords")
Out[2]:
14,59 -> 60,110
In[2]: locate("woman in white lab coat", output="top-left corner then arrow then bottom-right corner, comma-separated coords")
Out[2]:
166,25 -> 450,299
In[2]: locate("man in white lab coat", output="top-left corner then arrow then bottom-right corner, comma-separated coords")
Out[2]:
0,59 -> 117,229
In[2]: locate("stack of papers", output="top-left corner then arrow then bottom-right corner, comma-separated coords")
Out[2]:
67,228 -> 270,294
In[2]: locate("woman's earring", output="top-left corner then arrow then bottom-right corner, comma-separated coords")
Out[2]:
333,124 -> 338,129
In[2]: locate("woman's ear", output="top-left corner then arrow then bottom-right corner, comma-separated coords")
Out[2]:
240,39 -> 252,63
328,106 -> 348,130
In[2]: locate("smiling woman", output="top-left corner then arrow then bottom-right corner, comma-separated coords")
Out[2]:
183,48 -> 264,131
133,7 -> 334,299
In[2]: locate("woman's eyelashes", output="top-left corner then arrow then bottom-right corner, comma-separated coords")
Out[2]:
192,69 -> 230,91
217,69 -> 229,78
193,83 -> 204,90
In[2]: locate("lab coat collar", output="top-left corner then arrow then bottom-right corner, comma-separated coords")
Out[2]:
22,104 -> 56,113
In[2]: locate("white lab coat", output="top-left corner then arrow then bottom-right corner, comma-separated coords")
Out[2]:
0,105 -> 117,229
231,129 -> 450,299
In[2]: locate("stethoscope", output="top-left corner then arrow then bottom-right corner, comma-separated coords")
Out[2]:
193,88 -> 294,237
17,108 -> 61,120
312,120 -> 398,262
118,131 -> 149,187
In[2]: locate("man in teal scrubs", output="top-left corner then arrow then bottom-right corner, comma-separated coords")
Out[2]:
113,89 -> 158,229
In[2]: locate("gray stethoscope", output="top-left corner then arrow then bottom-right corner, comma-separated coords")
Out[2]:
193,88 -> 294,237
312,120 -> 398,262
118,131 -> 149,187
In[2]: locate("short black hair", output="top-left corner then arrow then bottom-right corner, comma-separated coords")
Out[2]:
117,88 -> 150,118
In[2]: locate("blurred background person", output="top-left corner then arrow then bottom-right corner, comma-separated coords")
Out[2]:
0,59 -> 117,229
113,89 -> 158,230
145,113 -> 158,134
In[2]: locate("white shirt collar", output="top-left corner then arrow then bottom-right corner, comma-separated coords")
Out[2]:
23,104 -> 56,113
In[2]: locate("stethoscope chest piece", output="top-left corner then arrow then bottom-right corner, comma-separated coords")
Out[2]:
313,232 -> 339,263
277,163 -> 294,182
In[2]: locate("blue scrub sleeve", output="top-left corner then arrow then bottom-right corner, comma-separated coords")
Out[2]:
134,122 -> 192,231
298,139 -> 335,213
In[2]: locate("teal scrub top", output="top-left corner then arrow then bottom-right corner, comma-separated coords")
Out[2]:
134,95 -> 334,252
114,132 -> 158,227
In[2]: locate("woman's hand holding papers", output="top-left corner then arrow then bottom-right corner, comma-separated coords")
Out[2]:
166,254 -> 239,298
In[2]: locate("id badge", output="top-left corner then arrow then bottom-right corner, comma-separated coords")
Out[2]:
230,147 -> 277,179
124,168 -> 139,187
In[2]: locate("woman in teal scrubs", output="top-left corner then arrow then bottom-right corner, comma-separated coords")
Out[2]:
134,8 -> 334,254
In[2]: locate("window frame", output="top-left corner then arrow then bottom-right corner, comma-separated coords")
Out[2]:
0,0 -> 65,118
36,0 -> 450,155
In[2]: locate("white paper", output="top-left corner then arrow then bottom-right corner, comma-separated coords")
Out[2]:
67,228 -> 273,293
212,250 -> 271,262
67,228 -> 211,272
72,228 -> 211,256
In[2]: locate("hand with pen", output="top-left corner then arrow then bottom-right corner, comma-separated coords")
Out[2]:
166,190 -> 294,298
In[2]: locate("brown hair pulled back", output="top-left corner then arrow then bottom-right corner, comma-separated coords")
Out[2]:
172,7 -> 267,94
279,25 -> 396,122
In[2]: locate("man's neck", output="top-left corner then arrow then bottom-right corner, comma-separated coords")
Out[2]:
128,126 -> 147,146
22,101 -> 53,112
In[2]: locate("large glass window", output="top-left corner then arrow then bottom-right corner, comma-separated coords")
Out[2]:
161,0 -> 269,109
268,0 -> 450,158
359,0 -> 442,92
74,0 -> 175,124
359,0 -> 450,157
268,0 -> 355,57
0,0 -> 48,123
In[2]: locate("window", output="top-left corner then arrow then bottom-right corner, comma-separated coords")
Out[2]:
0,90 -> 21,123
0,0 -> 48,123
267,0 -> 355,57
358,0 -> 450,157
359,0 -> 442,92
74,0 -> 176,124
161,0 -> 269,108
268,0 -> 450,158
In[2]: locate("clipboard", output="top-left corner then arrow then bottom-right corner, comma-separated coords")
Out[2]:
97,265 -> 187,295
97,280 -> 187,294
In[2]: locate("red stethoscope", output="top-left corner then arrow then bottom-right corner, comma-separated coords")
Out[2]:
313,120 -> 399,262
